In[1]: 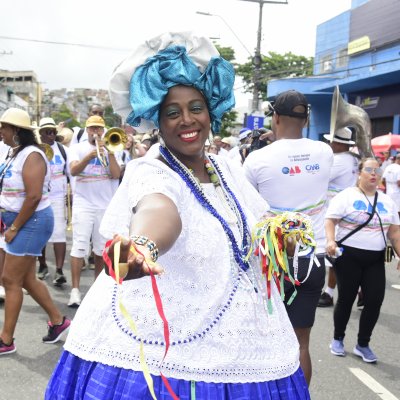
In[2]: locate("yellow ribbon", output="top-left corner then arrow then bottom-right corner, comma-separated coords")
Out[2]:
113,240 -> 157,400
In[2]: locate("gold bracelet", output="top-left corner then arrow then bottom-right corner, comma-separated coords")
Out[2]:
130,235 -> 159,262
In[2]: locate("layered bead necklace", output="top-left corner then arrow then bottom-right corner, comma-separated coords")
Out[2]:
159,145 -> 251,272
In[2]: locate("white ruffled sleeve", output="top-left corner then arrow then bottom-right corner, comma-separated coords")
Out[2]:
99,158 -> 183,239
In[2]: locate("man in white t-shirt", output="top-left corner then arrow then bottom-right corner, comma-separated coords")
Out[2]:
67,115 -> 121,307
381,151 -> 393,171
36,117 -> 71,287
382,154 -> 400,213
318,127 -> 359,307
243,89 -> 333,386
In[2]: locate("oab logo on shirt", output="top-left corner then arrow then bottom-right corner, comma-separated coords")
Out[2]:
282,166 -> 301,175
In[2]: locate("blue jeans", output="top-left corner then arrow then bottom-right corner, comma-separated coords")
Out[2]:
2,206 -> 54,256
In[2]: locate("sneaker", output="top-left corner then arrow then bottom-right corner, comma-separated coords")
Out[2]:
357,293 -> 364,309
0,338 -> 16,355
353,344 -> 377,363
42,317 -> 71,344
330,339 -> 346,356
318,292 -> 334,307
37,265 -> 49,280
53,271 -> 67,287
68,288 -> 81,307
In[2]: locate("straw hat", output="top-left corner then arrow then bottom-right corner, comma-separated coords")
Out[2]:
38,117 -> 57,132
0,108 -> 35,130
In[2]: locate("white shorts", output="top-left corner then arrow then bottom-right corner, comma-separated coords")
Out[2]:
70,206 -> 107,258
48,198 -> 67,243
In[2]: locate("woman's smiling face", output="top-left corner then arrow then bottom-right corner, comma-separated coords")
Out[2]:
159,85 -> 210,161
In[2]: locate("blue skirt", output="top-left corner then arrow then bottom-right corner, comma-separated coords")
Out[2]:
46,351 -> 310,400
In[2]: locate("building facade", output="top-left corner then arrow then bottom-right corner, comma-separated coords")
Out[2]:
0,70 -> 41,118
267,0 -> 400,141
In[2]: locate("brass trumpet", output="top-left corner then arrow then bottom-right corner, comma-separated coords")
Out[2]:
329,86 -> 374,158
66,183 -> 72,231
95,127 -> 127,167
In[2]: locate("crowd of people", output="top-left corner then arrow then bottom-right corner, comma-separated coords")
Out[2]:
0,30 -> 399,399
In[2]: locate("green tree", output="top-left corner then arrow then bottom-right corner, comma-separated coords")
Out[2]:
51,104 -> 80,128
220,109 -> 238,136
103,105 -> 122,128
215,44 -> 239,136
235,51 -> 314,100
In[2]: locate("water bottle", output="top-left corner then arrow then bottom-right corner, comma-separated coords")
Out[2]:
334,247 -> 343,258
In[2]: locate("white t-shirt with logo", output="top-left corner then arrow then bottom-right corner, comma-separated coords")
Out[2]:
326,187 -> 399,251
0,146 -> 51,212
243,138 -> 333,253
69,141 -> 119,209
48,142 -> 70,200
328,152 -> 359,200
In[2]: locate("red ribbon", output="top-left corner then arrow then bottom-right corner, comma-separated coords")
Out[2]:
103,239 -> 179,400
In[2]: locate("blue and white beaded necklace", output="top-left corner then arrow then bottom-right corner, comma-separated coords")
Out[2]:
159,145 -> 250,272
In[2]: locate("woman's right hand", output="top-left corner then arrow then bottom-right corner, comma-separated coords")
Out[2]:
106,235 -> 164,280
326,239 -> 338,257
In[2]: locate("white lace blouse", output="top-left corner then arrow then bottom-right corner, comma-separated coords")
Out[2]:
64,155 -> 300,383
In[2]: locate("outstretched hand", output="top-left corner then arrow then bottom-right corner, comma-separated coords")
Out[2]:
106,235 -> 164,281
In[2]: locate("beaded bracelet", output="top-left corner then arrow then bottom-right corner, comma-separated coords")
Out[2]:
130,235 -> 159,263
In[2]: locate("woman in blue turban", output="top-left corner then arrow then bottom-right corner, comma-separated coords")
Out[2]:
46,31 -> 310,400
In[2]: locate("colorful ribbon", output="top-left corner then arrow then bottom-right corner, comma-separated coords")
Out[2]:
102,237 -> 179,400
247,212 -> 316,313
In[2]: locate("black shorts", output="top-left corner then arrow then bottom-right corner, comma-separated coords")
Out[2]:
283,255 -> 325,328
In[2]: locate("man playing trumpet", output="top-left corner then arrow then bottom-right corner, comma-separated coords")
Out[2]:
67,115 -> 121,307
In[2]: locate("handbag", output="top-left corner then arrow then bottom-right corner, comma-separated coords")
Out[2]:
385,245 -> 394,263
326,191 -> 378,265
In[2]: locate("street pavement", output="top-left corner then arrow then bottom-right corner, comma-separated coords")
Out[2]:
0,238 -> 399,399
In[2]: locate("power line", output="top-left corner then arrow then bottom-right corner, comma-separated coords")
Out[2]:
0,35 -> 131,52
235,55 -> 400,91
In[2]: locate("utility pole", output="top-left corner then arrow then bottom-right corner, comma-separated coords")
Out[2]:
238,0 -> 288,113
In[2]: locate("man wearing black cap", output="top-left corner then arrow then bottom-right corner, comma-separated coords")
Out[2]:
243,90 -> 333,385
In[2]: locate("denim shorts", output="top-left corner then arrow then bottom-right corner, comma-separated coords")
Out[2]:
1,206 -> 54,256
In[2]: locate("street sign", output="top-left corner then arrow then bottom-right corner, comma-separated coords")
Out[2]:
246,115 -> 264,130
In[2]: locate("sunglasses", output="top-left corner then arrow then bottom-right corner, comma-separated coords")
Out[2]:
362,167 -> 383,176
42,129 -> 57,136
91,111 -> 104,116
88,126 -> 104,132
265,102 -> 275,117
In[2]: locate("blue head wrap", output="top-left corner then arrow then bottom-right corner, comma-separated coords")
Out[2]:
125,45 -> 235,133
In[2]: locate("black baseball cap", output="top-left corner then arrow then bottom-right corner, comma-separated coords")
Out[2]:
273,90 -> 309,119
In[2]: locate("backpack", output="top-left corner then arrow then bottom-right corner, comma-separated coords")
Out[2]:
77,128 -> 85,143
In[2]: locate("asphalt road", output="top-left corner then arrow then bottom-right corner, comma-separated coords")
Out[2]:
0,238 -> 399,400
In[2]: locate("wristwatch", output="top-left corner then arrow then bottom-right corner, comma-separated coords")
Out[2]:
10,223 -> 18,232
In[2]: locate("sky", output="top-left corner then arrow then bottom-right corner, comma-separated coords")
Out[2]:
0,0 -> 351,107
